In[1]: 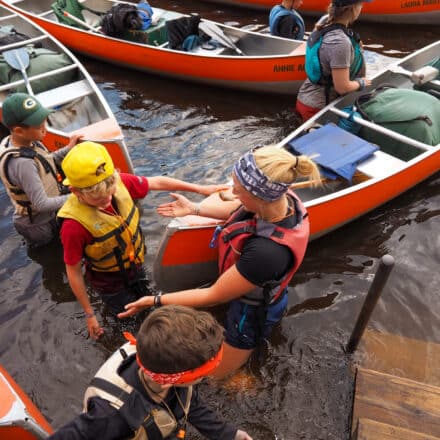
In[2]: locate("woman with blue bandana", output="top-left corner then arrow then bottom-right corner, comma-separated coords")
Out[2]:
119,146 -> 320,378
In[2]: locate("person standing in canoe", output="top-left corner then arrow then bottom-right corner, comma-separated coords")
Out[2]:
0,93 -> 83,247
118,146 -> 320,379
269,0 -> 305,40
296,0 -> 372,121
57,141 -> 226,340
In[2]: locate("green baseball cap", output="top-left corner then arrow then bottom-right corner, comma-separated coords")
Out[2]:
1,93 -> 52,128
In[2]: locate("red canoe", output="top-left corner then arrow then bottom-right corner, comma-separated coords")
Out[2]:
200,0 -> 440,25
0,2 -> 133,172
153,41 -> 440,292
1,0 -> 308,94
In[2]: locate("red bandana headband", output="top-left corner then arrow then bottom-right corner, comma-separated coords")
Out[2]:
123,332 -> 224,385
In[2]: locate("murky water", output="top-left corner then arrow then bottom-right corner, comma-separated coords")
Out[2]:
0,3 -> 438,439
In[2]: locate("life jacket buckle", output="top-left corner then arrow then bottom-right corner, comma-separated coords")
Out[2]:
209,225 -> 222,249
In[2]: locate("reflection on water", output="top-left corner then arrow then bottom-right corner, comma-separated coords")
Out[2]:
0,7 -> 438,439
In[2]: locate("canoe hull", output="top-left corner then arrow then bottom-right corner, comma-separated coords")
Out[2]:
153,40 -> 440,291
200,0 -> 440,24
154,148 -> 439,292
0,3 -> 133,173
1,3 -> 307,94
0,365 -> 52,439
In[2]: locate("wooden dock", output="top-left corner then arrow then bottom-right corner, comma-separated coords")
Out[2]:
351,330 -> 440,439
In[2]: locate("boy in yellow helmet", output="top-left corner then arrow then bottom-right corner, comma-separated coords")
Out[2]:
58,141 -> 223,339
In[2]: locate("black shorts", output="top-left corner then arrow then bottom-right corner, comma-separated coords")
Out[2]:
224,291 -> 288,350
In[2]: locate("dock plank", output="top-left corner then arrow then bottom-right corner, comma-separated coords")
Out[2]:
352,368 -> 440,437
357,330 -> 440,387
356,418 -> 440,440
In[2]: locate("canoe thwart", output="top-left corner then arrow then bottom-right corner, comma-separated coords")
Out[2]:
35,78 -> 93,109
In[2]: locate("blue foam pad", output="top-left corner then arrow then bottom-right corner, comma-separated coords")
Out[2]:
287,123 -> 379,181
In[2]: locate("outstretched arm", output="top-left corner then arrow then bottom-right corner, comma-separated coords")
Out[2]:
147,176 -> 227,196
157,190 -> 240,220
118,264 -> 255,318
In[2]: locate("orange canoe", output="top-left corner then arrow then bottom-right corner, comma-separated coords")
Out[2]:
0,3 -> 133,173
1,0 -> 307,95
0,365 -> 53,439
197,0 -> 440,25
153,41 -> 440,292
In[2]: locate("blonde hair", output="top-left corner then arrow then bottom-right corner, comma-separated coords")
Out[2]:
317,3 -> 360,29
253,145 -> 321,186
77,170 -> 118,195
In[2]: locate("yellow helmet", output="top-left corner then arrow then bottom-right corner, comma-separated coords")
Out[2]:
62,142 -> 115,188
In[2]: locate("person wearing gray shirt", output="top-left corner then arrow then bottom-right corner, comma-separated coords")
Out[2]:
296,0 -> 372,121
0,93 -> 82,246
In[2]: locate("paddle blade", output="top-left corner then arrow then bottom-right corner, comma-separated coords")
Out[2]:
199,21 -> 244,55
3,48 -> 30,71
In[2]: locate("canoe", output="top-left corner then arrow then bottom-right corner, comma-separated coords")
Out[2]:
0,3 -> 133,173
0,364 -> 52,439
153,40 -> 440,292
0,0 -> 307,95
198,0 -> 440,25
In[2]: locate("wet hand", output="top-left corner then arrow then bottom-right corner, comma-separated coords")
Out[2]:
86,315 -> 104,340
67,133 -> 84,149
157,193 -> 194,217
198,184 -> 230,196
117,296 -> 154,319
235,430 -> 253,440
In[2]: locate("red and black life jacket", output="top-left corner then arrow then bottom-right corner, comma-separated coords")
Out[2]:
217,191 -> 309,305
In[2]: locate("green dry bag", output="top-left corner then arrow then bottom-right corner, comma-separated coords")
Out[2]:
357,87 -> 440,160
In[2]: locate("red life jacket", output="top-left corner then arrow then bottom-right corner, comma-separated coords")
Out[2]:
217,191 -> 309,305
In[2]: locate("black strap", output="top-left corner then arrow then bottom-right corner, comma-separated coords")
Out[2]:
141,415 -> 164,439
90,377 -> 131,404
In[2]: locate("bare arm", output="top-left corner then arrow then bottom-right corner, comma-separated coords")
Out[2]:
332,67 -> 371,95
66,262 -> 103,339
147,176 -> 227,196
157,190 -> 240,221
118,264 -> 255,318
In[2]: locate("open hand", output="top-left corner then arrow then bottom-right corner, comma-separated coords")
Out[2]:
117,296 -> 154,319
67,133 -> 84,149
157,193 -> 194,218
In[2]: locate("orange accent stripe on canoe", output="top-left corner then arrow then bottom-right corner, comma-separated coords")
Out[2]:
0,365 -> 53,435
161,227 -> 219,266
42,132 -> 131,174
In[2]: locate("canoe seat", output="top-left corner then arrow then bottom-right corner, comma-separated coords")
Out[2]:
35,79 -> 93,109
356,150 -> 406,179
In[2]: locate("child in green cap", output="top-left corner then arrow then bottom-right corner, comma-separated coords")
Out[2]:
0,92 -> 82,246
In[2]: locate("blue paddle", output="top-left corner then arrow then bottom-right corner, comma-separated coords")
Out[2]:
3,47 -> 33,94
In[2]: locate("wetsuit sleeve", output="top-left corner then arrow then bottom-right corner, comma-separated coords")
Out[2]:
46,397 -> 133,440
235,236 -> 294,286
52,145 -> 71,166
9,157 -> 68,213
188,389 -> 238,440
119,173 -> 149,199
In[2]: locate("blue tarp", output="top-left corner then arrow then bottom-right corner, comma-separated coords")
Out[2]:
287,123 -> 379,181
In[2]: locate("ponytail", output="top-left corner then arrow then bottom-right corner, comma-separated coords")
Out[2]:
253,146 -> 321,187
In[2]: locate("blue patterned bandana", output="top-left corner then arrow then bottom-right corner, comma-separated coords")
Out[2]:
233,151 -> 290,201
